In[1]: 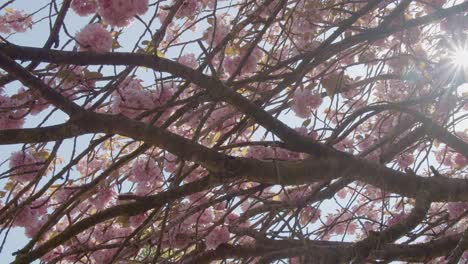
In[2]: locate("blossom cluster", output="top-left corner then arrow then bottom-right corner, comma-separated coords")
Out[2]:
71,0 -> 149,27
0,9 -> 32,34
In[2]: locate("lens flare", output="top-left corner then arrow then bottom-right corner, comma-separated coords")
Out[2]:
450,46 -> 468,68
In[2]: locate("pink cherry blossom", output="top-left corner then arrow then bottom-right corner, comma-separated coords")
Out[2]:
388,212 -> 406,226
53,186 -> 77,204
14,206 -> 41,227
223,48 -> 263,76
9,151 -> 44,182
92,248 -> 118,263
25,217 -> 47,238
40,246 -> 64,263
204,16 -> 230,46
447,202 -> 468,219
130,157 -> 162,183
77,157 -> 105,176
163,225 -> 192,249
154,83 -> 175,106
0,10 -> 32,33
0,94 -> 27,130
205,226 -> 230,249
91,188 -> 116,210
111,78 -> 155,117
225,212 -> 239,225
178,53 -> 198,69
97,0 -> 149,27
291,88 -> 322,118
246,146 -> 276,160
397,152 -> 414,169
176,0 -> 199,18
13,198 -> 48,237
129,213 -> 146,227
452,153 -> 467,169
75,23 -> 113,53
290,257 -> 301,264
71,0 -> 98,16
15,89 -> 49,115
299,207 -> 321,225
135,180 -> 163,195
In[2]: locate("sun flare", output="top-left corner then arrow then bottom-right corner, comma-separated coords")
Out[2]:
451,46 -> 468,68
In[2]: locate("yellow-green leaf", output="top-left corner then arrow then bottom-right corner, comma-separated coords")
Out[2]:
4,7 -> 15,13
155,50 -> 166,58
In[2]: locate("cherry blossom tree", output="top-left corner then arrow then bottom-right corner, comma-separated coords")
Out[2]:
0,0 -> 467,263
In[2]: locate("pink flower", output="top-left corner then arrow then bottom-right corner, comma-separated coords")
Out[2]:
53,187 -> 77,204
191,209 -> 214,225
134,180 -> 163,195
129,213 -> 146,227
178,53 -> 198,69
447,202 -> 468,219
41,246 -> 64,263
154,84 -> 175,106
290,257 -> 300,264
291,88 -> 322,118
111,78 -> 154,117
77,157 -> 105,176
0,10 -> 32,33
223,48 -> 263,76
97,0 -> 149,27
203,16 -> 230,46
163,225 -> 192,248
133,0 -> 149,14
71,0 -> 98,16
130,158 -> 162,183
14,198 -> 48,236
388,212 -> 406,226
205,226 -> 230,249
176,0 -> 199,18
225,212 -> 239,225
92,188 -> 116,210
75,23 -> 113,53
299,207 -> 321,225
92,248 -> 118,263
452,153 -> 467,169
0,95 -> 27,130
24,218 -> 47,238
334,138 -> 355,153
14,206 -> 40,227
246,146 -> 276,159
397,153 -> 414,169
9,151 -> 44,182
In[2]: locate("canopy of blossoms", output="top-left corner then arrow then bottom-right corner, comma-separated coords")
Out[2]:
0,0 -> 467,263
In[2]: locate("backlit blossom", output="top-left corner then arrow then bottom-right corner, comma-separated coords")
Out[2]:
0,95 -> 27,129
224,48 -> 263,76
97,0 -> 149,27
130,157 -> 162,183
176,0 -> 199,18
205,226 -> 230,249
291,88 -> 323,118
0,10 -> 32,33
9,151 -> 44,182
178,53 -> 198,69
71,0 -> 98,16
75,24 -> 113,53
203,16 -> 230,45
